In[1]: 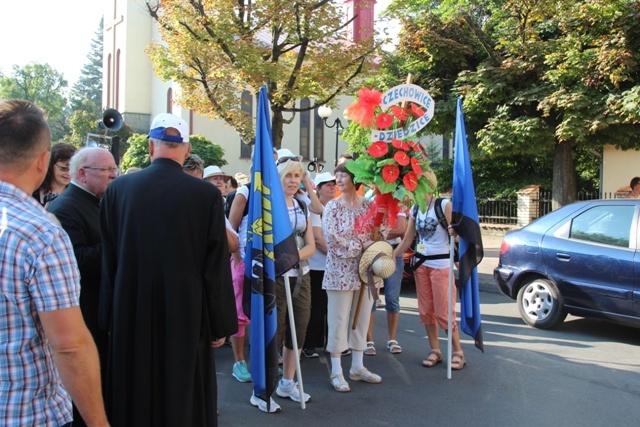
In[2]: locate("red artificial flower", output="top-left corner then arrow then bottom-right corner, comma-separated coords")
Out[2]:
391,139 -> 409,151
367,141 -> 389,158
394,151 -> 410,166
409,102 -> 425,117
344,88 -> 383,128
406,141 -> 419,151
382,164 -> 400,183
375,113 -> 394,129
390,105 -> 407,121
411,157 -> 423,175
403,171 -> 419,191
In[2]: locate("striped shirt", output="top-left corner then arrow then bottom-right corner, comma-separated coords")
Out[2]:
0,181 -> 80,426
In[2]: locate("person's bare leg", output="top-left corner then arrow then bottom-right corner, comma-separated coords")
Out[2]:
230,335 -> 245,362
282,346 -> 299,380
387,312 -> 399,342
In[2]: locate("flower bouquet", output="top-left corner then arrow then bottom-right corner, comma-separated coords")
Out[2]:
344,86 -> 437,227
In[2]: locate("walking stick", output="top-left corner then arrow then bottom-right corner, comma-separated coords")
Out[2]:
351,215 -> 383,330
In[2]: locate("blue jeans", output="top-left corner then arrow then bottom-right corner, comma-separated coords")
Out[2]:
372,255 -> 404,314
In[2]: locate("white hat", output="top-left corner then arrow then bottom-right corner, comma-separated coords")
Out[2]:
203,165 -> 231,180
148,113 -> 190,143
313,172 -> 336,187
358,241 -> 396,283
276,148 -> 303,163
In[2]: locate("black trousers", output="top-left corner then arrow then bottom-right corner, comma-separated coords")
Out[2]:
303,269 -> 328,348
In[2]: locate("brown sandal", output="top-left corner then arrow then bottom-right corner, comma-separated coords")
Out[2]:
451,352 -> 466,370
422,350 -> 443,367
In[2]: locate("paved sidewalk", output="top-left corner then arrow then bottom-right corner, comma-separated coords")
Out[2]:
477,226 -> 512,294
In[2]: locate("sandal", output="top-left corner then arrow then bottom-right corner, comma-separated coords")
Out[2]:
451,352 -> 466,370
422,350 -> 443,368
330,373 -> 350,392
364,341 -> 376,356
349,367 -> 382,383
387,340 -> 402,354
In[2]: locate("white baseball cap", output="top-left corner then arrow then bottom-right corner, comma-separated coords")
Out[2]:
313,172 -> 336,187
148,113 -> 190,143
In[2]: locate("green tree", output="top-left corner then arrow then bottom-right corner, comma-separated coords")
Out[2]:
389,0 -> 640,208
145,0 -> 384,148
0,63 -> 68,141
69,18 -> 104,116
121,134 -> 227,171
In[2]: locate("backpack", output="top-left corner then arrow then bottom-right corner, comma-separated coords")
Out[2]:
224,185 -> 250,220
410,198 -> 459,271
292,196 -> 309,235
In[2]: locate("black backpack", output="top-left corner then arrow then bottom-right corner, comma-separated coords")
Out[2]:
224,185 -> 250,220
410,198 -> 459,271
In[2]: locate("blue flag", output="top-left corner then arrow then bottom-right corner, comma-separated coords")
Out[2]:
452,98 -> 484,352
244,86 -> 300,408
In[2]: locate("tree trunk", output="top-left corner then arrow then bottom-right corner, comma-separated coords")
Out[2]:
551,140 -> 577,211
271,109 -> 285,149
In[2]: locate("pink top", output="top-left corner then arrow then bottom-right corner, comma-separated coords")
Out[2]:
322,197 -> 374,291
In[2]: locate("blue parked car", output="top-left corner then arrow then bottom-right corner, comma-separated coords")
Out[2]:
494,199 -> 640,329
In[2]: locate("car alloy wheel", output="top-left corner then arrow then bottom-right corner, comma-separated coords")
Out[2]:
516,277 -> 567,329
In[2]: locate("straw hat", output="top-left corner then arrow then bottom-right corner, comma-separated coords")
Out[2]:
358,241 -> 396,283
235,172 -> 250,186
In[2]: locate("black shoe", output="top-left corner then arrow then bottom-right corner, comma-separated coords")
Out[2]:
342,349 -> 352,356
302,348 -> 319,358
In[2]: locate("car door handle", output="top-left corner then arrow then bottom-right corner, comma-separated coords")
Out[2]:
556,253 -> 571,261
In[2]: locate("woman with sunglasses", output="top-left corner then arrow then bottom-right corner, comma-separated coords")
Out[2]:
33,142 -> 77,207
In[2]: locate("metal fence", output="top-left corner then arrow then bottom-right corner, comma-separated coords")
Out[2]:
477,194 -> 519,225
476,190 -> 616,225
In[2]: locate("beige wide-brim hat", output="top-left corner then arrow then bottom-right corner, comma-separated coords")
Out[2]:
358,241 -> 396,283
203,165 -> 231,180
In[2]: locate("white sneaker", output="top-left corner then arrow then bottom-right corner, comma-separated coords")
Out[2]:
250,393 -> 281,413
276,380 -> 311,403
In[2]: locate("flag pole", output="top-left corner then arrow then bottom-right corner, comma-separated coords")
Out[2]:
447,234 -> 455,379
283,275 -> 306,409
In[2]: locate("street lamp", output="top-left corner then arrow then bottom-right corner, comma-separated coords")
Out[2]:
318,105 -> 345,167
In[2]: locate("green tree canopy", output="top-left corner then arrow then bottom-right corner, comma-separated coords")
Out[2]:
389,0 -> 640,207
0,63 -> 68,141
145,0 -> 385,148
121,134 -> 227,171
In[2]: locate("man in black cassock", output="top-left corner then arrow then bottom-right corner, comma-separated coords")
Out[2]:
99,113 -> 238,426
47,146 -> 117,426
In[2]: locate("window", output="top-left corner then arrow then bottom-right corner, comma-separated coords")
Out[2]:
115,49 -> 121,110
240,91 -> 253,158
313,107 -> 324,161
107,54 -> 112,107
299,98 -> 310,160
570,205 -> 635,248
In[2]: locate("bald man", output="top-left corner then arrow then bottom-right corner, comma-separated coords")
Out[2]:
47,147 -> 117,427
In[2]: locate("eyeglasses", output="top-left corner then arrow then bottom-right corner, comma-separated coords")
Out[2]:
276,156 -> 297,166
55,164 -> 70,173
83,166 -> 118,173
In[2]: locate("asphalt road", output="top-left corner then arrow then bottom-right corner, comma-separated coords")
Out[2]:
214,234 -> 640,427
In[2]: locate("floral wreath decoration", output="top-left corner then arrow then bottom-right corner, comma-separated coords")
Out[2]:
344,86 -> 437,230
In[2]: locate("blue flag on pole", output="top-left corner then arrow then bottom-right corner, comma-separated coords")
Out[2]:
452,98 -> 484,352
244,86 -> 300,408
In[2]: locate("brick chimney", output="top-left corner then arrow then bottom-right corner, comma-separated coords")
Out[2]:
344,0 -> 375,42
